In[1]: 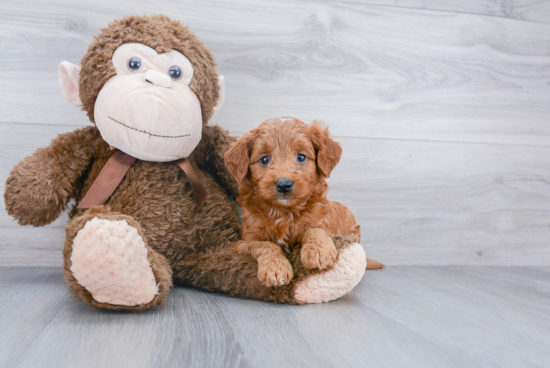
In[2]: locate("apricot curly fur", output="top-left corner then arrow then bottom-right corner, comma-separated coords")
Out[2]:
225,118 -> 365,286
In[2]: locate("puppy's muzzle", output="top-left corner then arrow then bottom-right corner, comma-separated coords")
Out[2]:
276,178 -> 294,194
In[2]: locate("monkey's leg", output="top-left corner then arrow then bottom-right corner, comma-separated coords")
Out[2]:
173,235 -> 366,304
63,206 -> 173,311
293,236 -> 367,304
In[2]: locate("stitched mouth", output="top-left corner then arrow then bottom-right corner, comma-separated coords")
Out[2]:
108,116 -> 190,139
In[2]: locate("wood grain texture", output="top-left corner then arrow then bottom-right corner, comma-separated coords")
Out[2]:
1,0 -> 550,266
332,136 -> 550,266
0,0 -> 550,145
3,122 -> 550,266
1,266 -> 549,368
339,0 -> 550,24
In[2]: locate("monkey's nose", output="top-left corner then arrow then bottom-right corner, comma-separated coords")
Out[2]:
276,178 -> 294,194
144,70 -> 172,88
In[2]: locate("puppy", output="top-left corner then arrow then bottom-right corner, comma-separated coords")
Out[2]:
225,117 -> 382,287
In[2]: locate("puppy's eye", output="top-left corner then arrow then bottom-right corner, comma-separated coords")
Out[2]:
297,154 -> 307,163
128,57 -> 141,71
260,155 -> 271,166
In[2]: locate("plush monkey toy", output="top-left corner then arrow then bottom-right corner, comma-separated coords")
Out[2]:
4,15 -> 367,311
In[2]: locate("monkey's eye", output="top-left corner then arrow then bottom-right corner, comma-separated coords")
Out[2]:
297,154 -> 307,163
169,66 -> 182,80
128,57 -> 141,71
260,156 -> 271,166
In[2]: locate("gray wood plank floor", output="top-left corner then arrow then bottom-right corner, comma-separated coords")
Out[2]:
1,266 -> 549,368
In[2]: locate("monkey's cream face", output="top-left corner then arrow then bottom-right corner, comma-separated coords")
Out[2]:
94,43 -> 202,162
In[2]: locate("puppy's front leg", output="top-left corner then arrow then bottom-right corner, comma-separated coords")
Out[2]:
235,240 -> 294,287
301,228 -> 338,270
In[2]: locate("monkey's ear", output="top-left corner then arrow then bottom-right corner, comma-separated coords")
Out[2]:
58,61 -> 82,106
211,75 -> 225,118
224,131 -> 253,184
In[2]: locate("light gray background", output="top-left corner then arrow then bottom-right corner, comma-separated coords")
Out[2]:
1,1 -> 549,367
2,0 -> 550,267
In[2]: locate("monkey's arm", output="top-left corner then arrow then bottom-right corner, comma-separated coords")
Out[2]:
195,124 -> 239,198
4,126 -> 100,226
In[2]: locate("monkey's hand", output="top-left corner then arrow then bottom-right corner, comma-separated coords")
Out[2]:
195,124 -> 240,198
4,126 -> 98,227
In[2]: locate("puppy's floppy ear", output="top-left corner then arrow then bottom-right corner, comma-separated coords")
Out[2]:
308,120 -> 342,178
224,131 -> 254,184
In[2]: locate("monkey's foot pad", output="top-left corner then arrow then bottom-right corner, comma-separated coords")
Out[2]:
70,217 -> 158,306
294,242 -> 366,303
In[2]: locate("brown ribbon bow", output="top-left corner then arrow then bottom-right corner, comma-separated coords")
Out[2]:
77,150 -> 206,210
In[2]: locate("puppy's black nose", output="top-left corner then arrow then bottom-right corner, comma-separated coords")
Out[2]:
276,178 -> 294,194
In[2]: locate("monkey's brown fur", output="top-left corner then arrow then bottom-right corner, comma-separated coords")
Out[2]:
4,15 -> 363,310
80,15 -> 220,125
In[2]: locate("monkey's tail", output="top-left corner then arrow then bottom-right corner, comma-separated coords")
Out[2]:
366,258 -> 385,270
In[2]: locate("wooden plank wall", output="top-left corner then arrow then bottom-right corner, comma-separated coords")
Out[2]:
1,0 -> 549,266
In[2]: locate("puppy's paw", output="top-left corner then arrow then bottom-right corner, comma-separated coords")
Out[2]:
257,255 -> 294,287
301,237 -> 338,270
